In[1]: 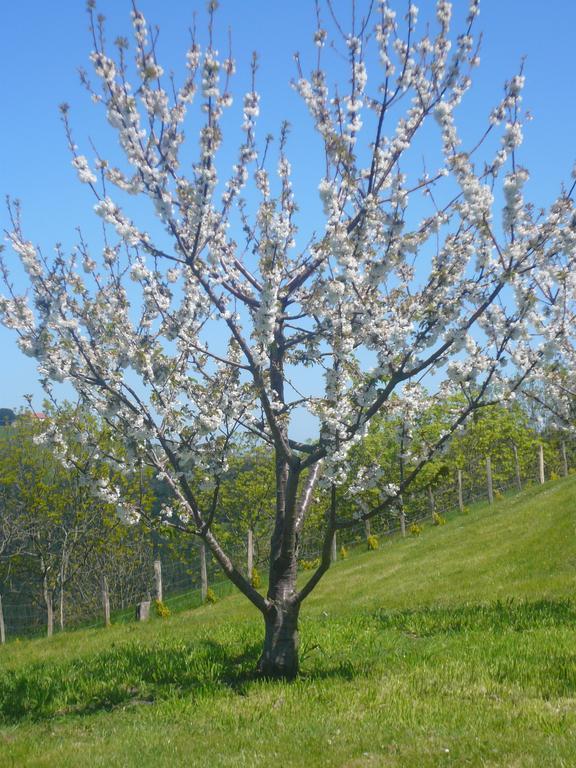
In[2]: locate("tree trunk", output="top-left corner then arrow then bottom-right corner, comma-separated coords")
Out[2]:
457,469 -> 464,512
258,601 -> 300,680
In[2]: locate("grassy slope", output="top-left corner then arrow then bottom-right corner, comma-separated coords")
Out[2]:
1,477 -> 575,767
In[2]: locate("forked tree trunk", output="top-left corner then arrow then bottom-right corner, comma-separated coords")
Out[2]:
258,602 -> 300,679
258,557 -> 300,679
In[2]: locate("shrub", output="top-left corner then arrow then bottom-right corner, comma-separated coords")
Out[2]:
432,512 -> 446,526
340,545 -> 348,559
250,567 -> 261,589
300,557 -> 320,571
204,588 -> 218,605
550,471 -> 560,481
367,535 -> 379,551
409,523 -> 423,536
494,490 -> 503,501
154,599 -> 171,619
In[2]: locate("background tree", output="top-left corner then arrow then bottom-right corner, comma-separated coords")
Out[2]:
1,1 -> 575,676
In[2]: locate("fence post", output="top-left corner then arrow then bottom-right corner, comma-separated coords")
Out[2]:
538,444 -> 545,485
457,469 -> 464,512
364,518 -> 371,540
399,495 -> 406,537
200,542 -> 208,603
247,528 -> 254,581
43,572 -> 54,638
153,559 -> 163,603
331,531 -> 337,562
561,442 -> 569,478
512,444 -> 522,491
101,574 -> 111,627
427,486 -> 436,518
486,456 -> 494,505
0,594 -> 5,644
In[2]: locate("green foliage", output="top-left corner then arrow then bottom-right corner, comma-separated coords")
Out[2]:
250,567 -> 261,589
204,588 -> 218,605
339,545 -> 348,559
409,522 -> 423,536
300,557 -> 320,571
432,512 -> 446,526
153,600 -> 170,619
366,534 -> 379,550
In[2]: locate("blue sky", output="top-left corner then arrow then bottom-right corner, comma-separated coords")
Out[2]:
1,0 -> 575,415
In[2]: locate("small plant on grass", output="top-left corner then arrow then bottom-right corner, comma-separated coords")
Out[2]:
432,512 -> 446,526
204,588 -> 218,605
339,545 -> 348,559
300,558 -> 321,571
409,523 -> 423,536
367,535 -> 379,551
250,567 -> 261,589
154,600 -> 171,619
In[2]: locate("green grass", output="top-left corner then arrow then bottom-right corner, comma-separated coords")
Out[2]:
1,477 -> 575,767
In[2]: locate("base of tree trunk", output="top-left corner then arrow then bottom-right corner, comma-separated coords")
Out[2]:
257,603 -> 300,680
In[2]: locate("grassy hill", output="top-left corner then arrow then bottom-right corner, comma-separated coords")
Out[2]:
1,477 -> 575,767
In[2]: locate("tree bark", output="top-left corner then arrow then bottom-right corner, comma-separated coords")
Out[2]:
457,469 -> 464,512
257,601 -> 300,680
364,517 -> 371,540
330,531 -> 337,562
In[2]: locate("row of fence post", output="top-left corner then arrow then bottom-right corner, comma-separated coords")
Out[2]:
2,440 -> 574,641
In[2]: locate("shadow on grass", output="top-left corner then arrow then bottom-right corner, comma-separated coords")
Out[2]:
1,598 -> 575,724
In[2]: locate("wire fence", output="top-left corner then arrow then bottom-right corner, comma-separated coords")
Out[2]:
1,435 -> 575,643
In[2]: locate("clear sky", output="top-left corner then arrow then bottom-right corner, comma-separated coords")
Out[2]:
1,0 -> 575,415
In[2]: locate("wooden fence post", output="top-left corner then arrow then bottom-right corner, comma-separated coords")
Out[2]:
457,469 -> 464,512
331,531 -> 337,562
247,528 -> 254,581
101,574 -> 111,627
486,456 -> 494,505
561,442 -> 569,478
0,594 -> 5,644
153,559 -> 163,603
364,518 -> 371,540
200,542 -> 208,603
512,444 -> 522,491
399,496 -> 406,537
43,571 -> 54,638
538,444 -> 545,485
427,486 -> 436,518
